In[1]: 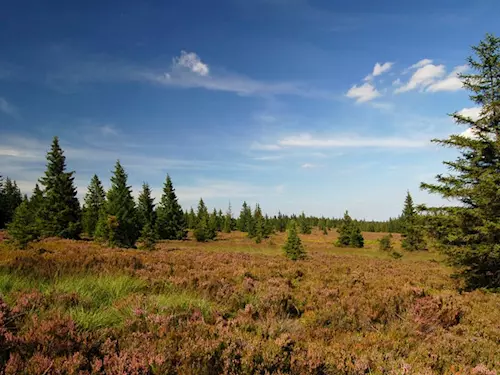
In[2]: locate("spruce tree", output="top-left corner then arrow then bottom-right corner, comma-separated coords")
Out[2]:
420,34 -> 500,289
283,220 -> 306,260
336,211 -> 364,248
0,178 -> 22,228
238,202 -> 252,232
194,198 -> 216,242
8,200 -> 40,249
82,175 -> 106,238
299,212 -> 312,234
187,207 -> 197,229
156,175 -> 187,240
137,183 -> 156,231
400,191 -> 426,251
100,161 -> 138,247
253,204 -> 265,243
38,136 -> 81,239
223,203 -> 232,233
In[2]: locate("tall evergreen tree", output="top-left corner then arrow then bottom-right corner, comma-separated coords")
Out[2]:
420,34 -> 500,289
238,202 -> 252,232
0,177 -> 22,228
82,175 -> 106,238
156,175 -> 187,240
98,161 -> 138,247
187,207 -> 197,229
137,183 -> 155,230
38,136 -> 81,239
283,220 -> 306,260
400,191 -> 426,251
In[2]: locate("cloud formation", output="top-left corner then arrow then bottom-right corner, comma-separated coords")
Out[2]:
172,51 -> 210,76
365,62 -> 394,81
346,82 -> 381,103
395,59 -> 467,93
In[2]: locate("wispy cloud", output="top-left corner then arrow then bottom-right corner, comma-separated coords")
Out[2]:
0,97 -> 19,118
395,59 -> 467,93
250,142 -> 283,151
43,48 -> 337,100
253,155 -> 283,161
346,82 -> 381,103
301,163 -> 316,169
364,62 -> 394,81
254,133 -> 429,150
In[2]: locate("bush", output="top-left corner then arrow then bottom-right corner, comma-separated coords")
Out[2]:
378,234 -> 393,251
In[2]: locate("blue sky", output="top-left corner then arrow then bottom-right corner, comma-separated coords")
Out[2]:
1,0 -> 499,220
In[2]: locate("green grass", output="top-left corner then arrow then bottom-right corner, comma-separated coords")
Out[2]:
151,291 -> 213,319
0,272 -> 50,295
68,306 -> 128,331
53,274 -> 146,307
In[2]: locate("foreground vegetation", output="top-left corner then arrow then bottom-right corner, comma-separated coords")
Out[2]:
0,230 -> 498,374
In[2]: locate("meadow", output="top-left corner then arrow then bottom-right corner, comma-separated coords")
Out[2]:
0,229 -> 498,375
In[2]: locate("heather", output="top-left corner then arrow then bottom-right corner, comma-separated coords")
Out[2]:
0,230 -> 498,374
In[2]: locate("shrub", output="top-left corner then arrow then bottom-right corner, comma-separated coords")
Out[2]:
283,220 -> 306,260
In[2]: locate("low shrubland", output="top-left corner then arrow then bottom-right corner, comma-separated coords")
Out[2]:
0,230 -> 498,374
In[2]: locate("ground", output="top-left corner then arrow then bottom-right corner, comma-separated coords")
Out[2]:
0,229 -> 498,374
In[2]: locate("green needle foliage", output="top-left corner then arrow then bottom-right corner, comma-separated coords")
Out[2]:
97,161 -> 138,248
82,175 -> 106,238
38,136 -> 81,239
420,34 -> 500,289
401,191 -> 426,251
283,220 -> 306,260
336,211 -> 364,248
0,177 -> 22,228
156,175 -> 187,240
194,198 -> 216,242
298,212 -> 312,234
7,200 -> 40,249
137,183 -> 157,250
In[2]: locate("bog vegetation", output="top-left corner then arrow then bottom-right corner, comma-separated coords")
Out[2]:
0,34 -> 499,374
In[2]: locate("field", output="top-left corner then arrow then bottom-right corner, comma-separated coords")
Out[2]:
0,230 -> 499,375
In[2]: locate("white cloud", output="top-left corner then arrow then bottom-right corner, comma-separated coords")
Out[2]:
253,155 -> 283,161
396,60 -> 467,94
301,163 -> 316,169
0,97 -> 18,118
457,107 -> 481,121
250,142 -> 282,151
277,133 -> 428,148
395,63 -> 446,93
459,128 -> 478,139
392,78 -> 402,86
172,51 -> 210,76
365,62 -> 394,81
410,59 -> 433,69
426,64 -> 467,92
346,82 -> 381,103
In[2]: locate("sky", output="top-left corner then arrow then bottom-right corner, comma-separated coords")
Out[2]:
1,0 -> 499,220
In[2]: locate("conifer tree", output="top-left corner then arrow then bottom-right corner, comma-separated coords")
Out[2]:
238,202 -> 252,232
400,191 -> 426,251
82,175 -> 106,238
38,136 -> 81,239
253,204 -> 265,243
420,34 -> 500,289
194,198 -> 216,242
137,183 -> 156,231
336,211 -> 364,248
0,178 -> 22,227
156,175 -> 187,240
98,161 -> 138,247
276,211 -> 286,232
283,220 -> 306,260
187,207 -> 197,229
223,203 -> 232,233
298,212 -> 312,234
8,200 -> 40,249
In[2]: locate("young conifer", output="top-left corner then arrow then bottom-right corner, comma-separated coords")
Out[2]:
38,136 -> 81,239
283,220 -> 306,260
82,175 -> 106,238
156,175 -> 187,240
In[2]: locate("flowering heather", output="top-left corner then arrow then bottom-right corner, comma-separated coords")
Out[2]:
0,230 -> 498,374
